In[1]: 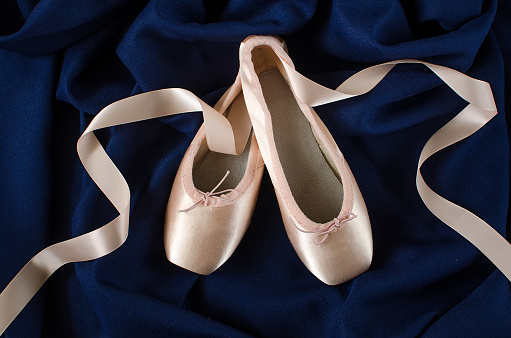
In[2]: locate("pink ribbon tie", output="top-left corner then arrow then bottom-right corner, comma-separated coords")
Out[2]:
178,170 -> 239,213
291,212 -> 357,245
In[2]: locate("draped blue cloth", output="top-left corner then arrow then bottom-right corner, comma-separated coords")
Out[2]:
1,0 -> 510,336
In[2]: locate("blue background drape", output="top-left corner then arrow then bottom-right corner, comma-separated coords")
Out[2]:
1,0 -> 510,336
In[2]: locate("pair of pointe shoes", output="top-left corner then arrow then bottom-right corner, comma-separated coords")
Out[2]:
164,36 -> 373,285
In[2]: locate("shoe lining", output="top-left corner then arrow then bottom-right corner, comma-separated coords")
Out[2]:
193,107 -> 252,192
258,69 -> 343,223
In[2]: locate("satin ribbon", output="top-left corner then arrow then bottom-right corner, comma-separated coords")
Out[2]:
240,48 -> 510,281
1,55 -> 510,334
0,85 -> 248,334
301,60 -> 511,280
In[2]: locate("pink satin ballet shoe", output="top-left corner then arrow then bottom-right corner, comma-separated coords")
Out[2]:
164,78 -> 264,275
239,36 -> 373,285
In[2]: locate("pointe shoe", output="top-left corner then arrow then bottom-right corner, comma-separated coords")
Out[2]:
239,36 -> 373,285
164,77 -> 264,275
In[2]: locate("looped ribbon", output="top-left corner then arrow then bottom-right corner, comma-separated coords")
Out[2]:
1,52 -> 510,334
239,45 -> 511,281
178,170 -> 239,212
0,85 -> 250,334
291,213 -> 357,245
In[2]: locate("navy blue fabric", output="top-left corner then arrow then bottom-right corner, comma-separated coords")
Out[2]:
1,0 -> 510,336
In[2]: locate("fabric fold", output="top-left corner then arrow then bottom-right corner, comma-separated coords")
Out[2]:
2,50 -> 510,334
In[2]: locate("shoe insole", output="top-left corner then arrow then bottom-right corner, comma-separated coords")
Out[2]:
193,108 -> 252,193
259,69 -> 344,223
